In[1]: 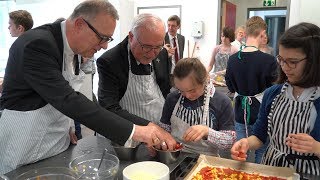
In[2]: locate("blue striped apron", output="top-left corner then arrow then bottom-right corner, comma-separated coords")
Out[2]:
170,81 -> 218,155
0,54 -> 85,174
119,45 -> 165,122
262,83 -> 320,175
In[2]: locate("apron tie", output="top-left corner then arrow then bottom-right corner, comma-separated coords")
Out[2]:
240,95 -> 252,138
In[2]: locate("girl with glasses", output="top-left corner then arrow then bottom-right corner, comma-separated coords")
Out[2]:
231,22 -> 320,176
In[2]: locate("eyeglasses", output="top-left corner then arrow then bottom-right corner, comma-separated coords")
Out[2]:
134,36 -> 163,53
276,55 -> 307,69
82,18 -> 113,44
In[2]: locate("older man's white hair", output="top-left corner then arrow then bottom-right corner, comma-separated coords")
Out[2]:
130,13 -> 165,36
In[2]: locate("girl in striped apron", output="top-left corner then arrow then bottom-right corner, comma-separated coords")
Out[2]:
231,22 -> 320,176
262,83 -> 320,175
159,58 -> 236,156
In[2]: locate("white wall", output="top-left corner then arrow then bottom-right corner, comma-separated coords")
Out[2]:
133,0 -> 219,66
119,0 -> 134,40
288,0 -> 320,27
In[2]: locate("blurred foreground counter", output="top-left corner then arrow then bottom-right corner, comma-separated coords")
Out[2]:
5,135 -> 198,179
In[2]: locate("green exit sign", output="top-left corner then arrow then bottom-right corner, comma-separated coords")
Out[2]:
263,0 -> 276,6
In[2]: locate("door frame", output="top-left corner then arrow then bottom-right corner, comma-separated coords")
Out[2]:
247,7 -> 289,29
217,0 -> 292,45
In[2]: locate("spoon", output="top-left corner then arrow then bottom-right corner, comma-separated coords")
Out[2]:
97,148 -> 108,170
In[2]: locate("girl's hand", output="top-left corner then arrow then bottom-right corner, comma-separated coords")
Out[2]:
286,133 -> 320,154
231,138 -> 249,161
183,125 -> 209,142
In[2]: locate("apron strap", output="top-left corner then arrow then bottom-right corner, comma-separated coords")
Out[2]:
201,80 -> 214,124
237,45 -> 258,60
236,92 -> 262,137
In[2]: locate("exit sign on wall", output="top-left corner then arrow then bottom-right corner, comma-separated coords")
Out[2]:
263,0 -> 276,6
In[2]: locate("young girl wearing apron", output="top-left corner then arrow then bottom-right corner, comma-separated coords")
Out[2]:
159,58 -> 236,156
231,22 -> 320,176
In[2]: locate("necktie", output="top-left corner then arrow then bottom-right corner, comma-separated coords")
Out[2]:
138,63 -> 152,75
173,37 -> 179,63
74,55 -> 80,75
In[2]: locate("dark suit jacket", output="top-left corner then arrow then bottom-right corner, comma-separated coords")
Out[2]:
0,21 -> 134,145
164,32 -> 185,59
97,37 -> 172,124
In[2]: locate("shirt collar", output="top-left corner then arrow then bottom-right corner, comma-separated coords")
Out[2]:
168,33 -> 177,40
61,20 -> 75,57
135,60 -> 152,66
129,49 -> 152,66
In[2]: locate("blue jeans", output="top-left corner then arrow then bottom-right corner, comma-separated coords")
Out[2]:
235,122 -> 268,163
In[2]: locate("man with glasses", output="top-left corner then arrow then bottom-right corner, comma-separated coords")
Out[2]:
97,14 -> 172,131
0,1 -> 176,174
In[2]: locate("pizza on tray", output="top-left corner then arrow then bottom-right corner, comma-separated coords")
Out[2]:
191,166 -> 286,180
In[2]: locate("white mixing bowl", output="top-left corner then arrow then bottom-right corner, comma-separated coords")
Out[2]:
123,161 -> 169,180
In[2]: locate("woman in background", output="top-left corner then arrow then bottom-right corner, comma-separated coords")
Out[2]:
207,27 -> 238,86
207,26 -> 238,74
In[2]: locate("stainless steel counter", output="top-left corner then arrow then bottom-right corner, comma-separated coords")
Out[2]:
4,135 -> 197,179
5,135 -> 319,180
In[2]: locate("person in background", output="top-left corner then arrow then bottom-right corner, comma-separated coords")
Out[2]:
225,16 -> 277,163
164,15 -> 185,73
159,57 -> 236,156
8,10 -> 33,37
0,0 -> 176,174
259,33 -> 274,56
207,26 -> 238,74
231,25 -> 246,51
97,14 -> 172,127
207,26 -> 237,86
231,22 -> 320,175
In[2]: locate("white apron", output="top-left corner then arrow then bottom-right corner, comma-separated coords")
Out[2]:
0,54 -> 85,174
119,45 -> 165,122
170,81 -> 218,156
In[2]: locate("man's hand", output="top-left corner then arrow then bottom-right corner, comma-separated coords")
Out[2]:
133,123 -> 177,151
183,125 -> 209,142
286,133 -> 320,154
69,128 -> 78,145
163,44 -> 176,58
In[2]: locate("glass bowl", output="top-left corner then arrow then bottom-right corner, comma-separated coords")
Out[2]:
13,167 -> 78,180
69,152 -> 119,179
0,175 -> 8,180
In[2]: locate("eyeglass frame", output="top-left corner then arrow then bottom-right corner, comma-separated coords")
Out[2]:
133,35 -> 163,53
276,55 -> 307,69
82,18 -> 113,44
